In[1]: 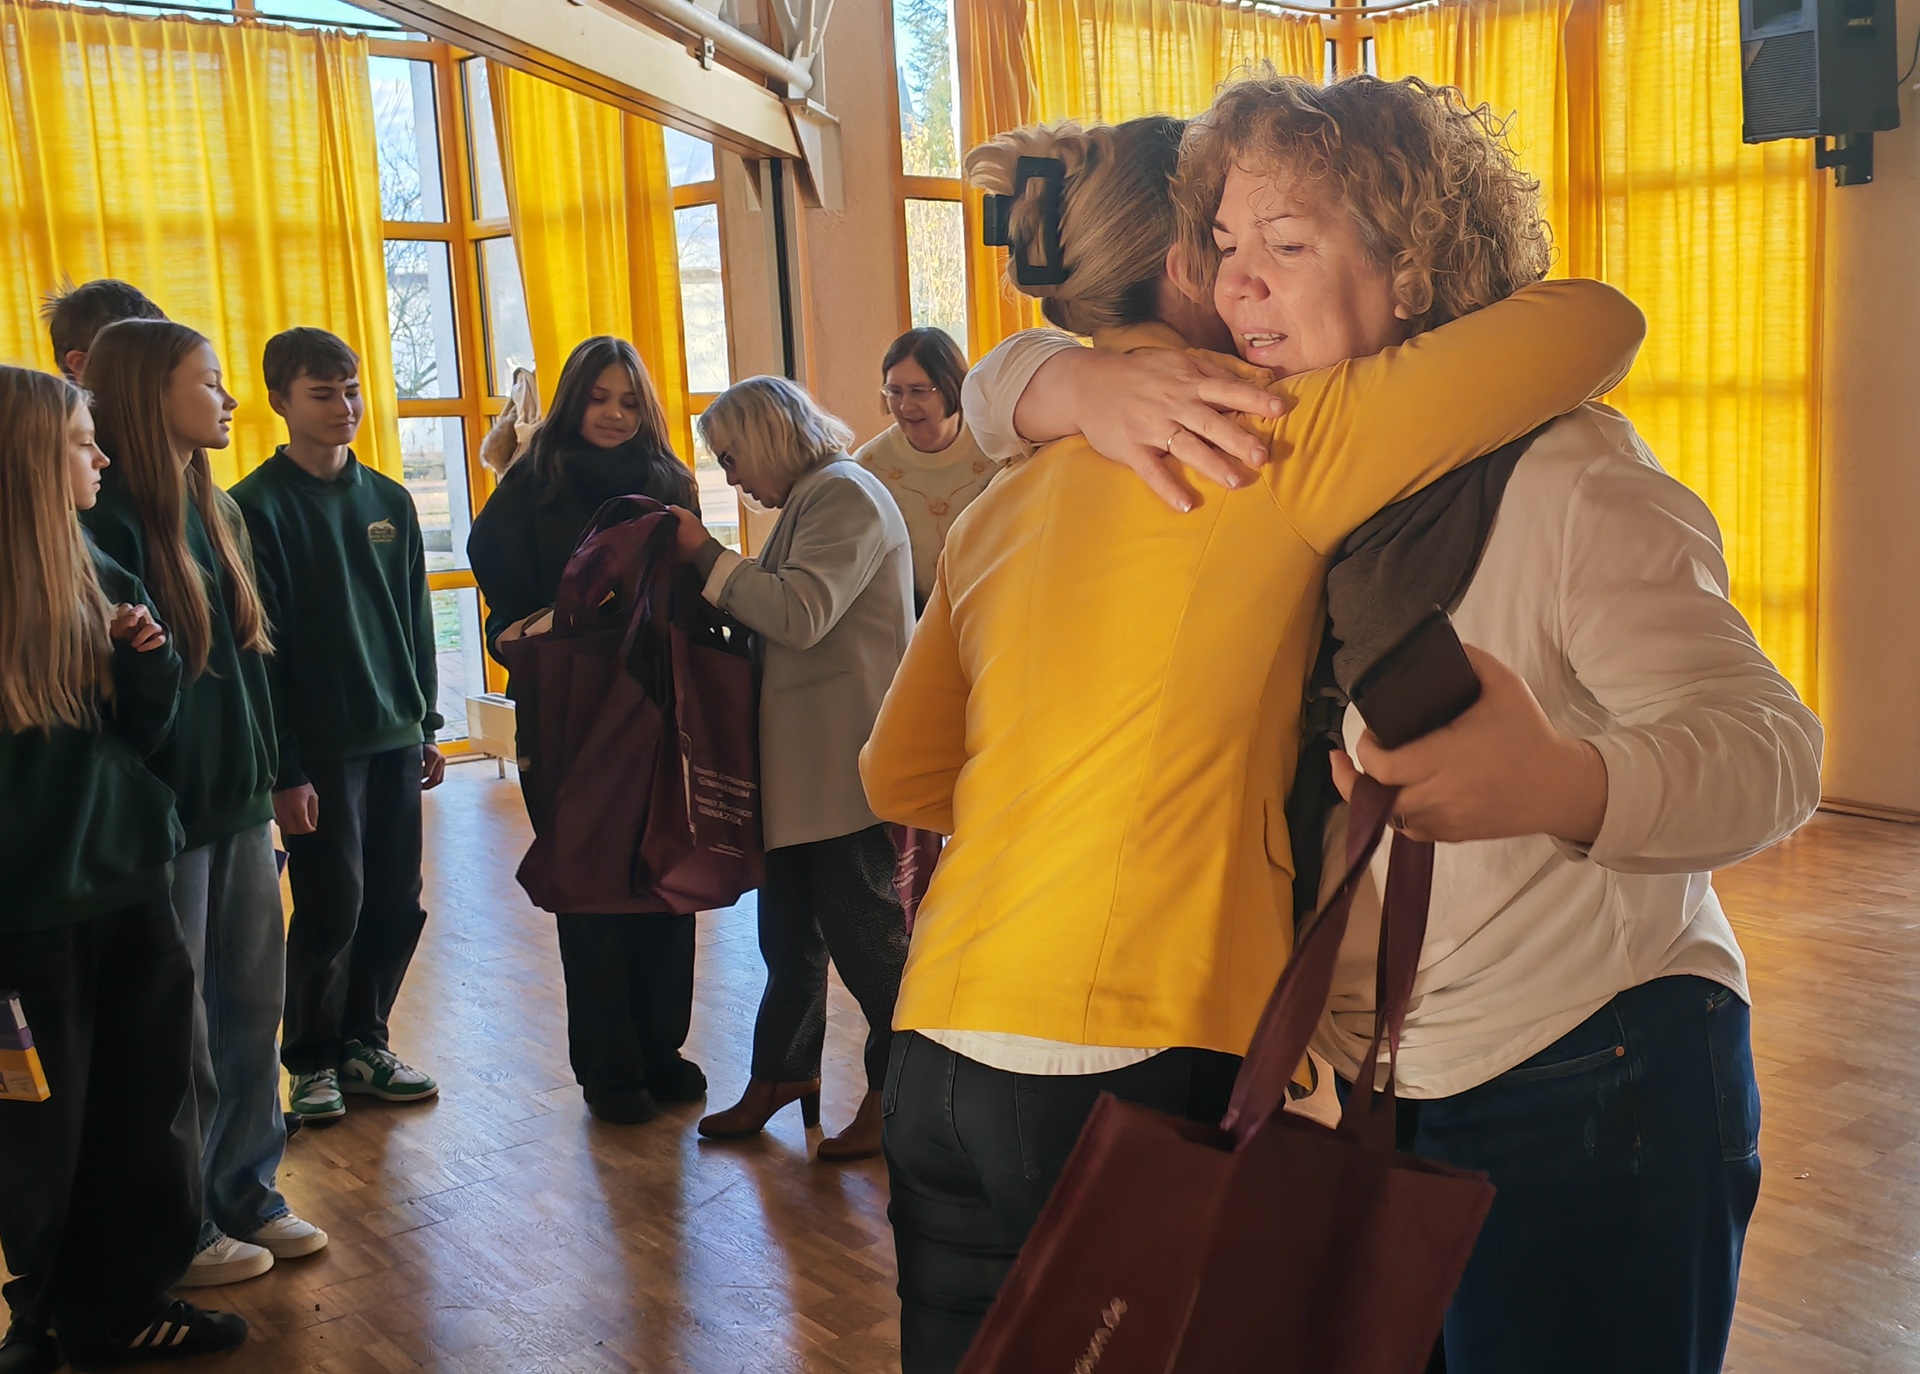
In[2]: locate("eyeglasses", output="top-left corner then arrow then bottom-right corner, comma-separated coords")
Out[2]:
881,385 -> 942,404
714,450 -> 738,472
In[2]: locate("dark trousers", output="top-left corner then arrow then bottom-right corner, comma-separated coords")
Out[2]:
1385,974 -> 1762,1374
281,746 -> 428,1074
752,825 -> 908,1091
554,913 -> 696,1094
882,1031 -> 1240,1374
0,895 -> 201,1349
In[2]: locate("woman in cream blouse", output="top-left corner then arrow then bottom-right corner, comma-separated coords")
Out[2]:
853,328 -> 1001,612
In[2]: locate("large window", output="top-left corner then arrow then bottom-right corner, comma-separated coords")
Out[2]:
57,0 -> 728,729
372,42 -> 532,745
890,0 -> 969,353
666,127 -> 741,552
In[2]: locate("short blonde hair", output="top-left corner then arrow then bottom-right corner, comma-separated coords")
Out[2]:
697,376 -> 853,502
1173,74 -> 1552,333
964,116 -> 1186,337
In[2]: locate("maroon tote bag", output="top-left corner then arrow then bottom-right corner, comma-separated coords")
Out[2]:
501,497 -> 762,916
957,774 -> 1494,1374
641,553 -> 766,914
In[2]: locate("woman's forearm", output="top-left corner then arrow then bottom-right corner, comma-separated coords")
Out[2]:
962,329 -> 1084,461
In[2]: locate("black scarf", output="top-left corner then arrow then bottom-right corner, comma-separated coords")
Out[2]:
1284,424 -> 1549,920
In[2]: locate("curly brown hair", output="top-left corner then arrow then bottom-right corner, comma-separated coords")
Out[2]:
1172,73 -> 1552,333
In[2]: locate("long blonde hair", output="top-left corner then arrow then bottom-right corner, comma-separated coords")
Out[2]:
964,115 -> 1186,337
0,367 -> 114,733
86,320 -> 271,679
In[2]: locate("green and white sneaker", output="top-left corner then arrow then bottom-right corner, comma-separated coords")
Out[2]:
339,1040 -> 439,1103
289,1068 -> 346,1121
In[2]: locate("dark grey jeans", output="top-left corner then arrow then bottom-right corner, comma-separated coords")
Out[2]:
881,1032 -> 1240,1374
750,824 -> 907,1091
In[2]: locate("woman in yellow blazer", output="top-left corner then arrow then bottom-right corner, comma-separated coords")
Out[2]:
859,86 -> 1646,1374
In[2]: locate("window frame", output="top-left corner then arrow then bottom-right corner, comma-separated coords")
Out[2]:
672,161 -> 747,551
372,34 -> 513,732
885,0 -> 970,351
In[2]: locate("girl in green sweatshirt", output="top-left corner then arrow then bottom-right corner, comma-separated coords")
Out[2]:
0,365 -> 250,1369
80,320 -> 327,1286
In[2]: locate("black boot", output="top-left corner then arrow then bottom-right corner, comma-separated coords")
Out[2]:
645,1054 -> 708,1104
583,1083 -> 660,1125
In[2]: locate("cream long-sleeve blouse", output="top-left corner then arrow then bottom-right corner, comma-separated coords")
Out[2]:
854,422 -> 1003,604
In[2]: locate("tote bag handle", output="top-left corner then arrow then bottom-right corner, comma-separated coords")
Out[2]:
1221,775 -> 1431,1153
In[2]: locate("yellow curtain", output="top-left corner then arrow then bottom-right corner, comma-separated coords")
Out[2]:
0,1 -> 397,486
1374,0 -> 1822,703
1027,0 -> 1324,123
487,62 -> 693,466
958,0 -> 1044,351
960,0 -> 1323,354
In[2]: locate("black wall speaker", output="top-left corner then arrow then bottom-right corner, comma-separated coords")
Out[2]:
1741,0 -> 1902,183
1740,0 -> 1900,143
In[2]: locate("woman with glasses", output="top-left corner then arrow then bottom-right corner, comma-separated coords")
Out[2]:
854,329 -> 1002,614
667,376 -> 915,1163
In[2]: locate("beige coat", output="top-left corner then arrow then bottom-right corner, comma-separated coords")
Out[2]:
703,460 -> 914,850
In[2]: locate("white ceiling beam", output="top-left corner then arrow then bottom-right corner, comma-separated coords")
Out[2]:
353,0 -> 802,159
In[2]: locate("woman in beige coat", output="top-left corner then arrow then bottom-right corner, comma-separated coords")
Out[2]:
670,375 -> 915,1162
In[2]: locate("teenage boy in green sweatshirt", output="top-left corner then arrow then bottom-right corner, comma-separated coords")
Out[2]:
231,329 -> 445,1123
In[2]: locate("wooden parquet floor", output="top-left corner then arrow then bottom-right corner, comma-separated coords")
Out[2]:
12,764 -> 1920,1372
218,764 -> 902,1374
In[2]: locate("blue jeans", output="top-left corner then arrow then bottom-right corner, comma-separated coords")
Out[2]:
172,823 -> 290,1246
1378,974 -> 1762,1374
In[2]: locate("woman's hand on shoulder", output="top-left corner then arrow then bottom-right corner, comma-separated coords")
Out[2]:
1049,347 -> 1290,513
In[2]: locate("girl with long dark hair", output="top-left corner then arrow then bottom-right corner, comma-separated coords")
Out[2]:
468,336 -> 704,1126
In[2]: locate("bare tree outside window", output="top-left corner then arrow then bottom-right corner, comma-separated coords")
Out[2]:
674,204 -> 731,394
905,199 -> 968,352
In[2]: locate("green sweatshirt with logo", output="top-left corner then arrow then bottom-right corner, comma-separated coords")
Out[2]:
230,449 -> 443,789
80,475 -> 277,850
0,543 -> 185,934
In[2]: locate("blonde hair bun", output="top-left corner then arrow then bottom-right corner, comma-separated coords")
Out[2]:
964,116 -> 1185,336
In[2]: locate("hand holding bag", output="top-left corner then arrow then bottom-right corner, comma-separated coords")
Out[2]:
502,497 -> 762,915
956,773 -> 1493,1374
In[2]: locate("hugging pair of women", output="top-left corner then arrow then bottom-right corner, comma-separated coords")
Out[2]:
860,72 -> 1822,1374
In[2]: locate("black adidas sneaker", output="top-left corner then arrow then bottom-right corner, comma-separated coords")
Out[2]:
64,1300 -> 248,1369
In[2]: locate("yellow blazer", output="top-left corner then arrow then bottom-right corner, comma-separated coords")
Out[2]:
860,281 -> 1646,1056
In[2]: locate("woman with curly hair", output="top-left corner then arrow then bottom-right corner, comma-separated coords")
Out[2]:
937,73 -> 1822,1374
860,78 -> 1652,1373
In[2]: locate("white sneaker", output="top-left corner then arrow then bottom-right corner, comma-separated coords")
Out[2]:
177,1231 -> 274,1287
246,1212 -> 328,1259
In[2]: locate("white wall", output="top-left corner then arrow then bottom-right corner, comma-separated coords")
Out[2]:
1815,0 -> 1920,817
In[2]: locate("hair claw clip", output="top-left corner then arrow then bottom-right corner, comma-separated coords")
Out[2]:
1010,155 -> 1069,288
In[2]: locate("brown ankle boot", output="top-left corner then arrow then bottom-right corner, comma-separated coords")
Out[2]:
816,1090 -> 884,1162
697,1077 -> 821,1139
